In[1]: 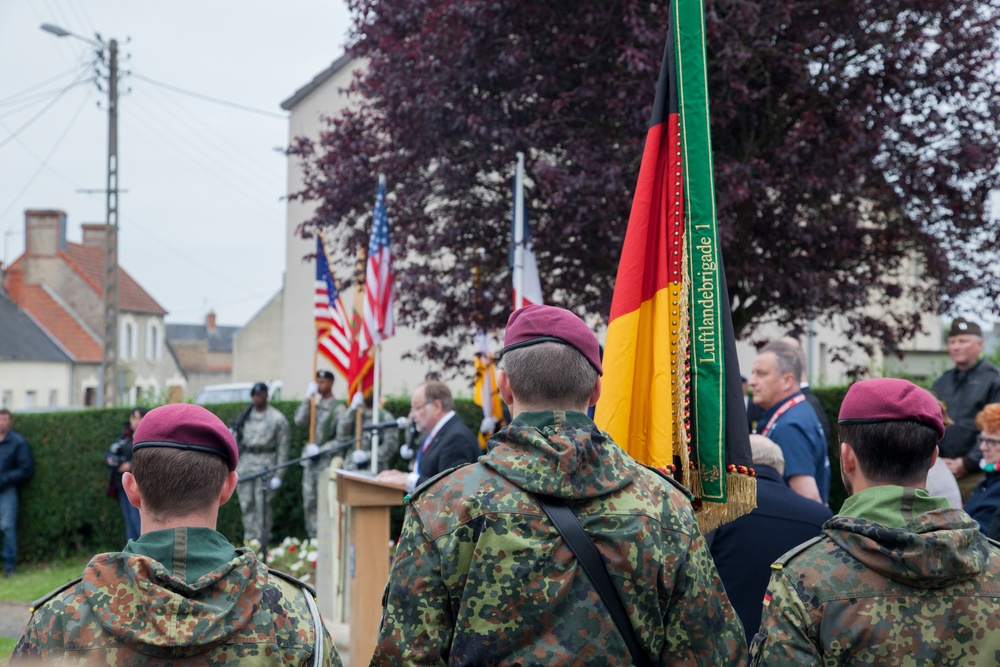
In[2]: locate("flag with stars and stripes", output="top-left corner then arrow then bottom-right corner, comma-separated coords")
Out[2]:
314,233 -> 353,378
360,175 -> 396,351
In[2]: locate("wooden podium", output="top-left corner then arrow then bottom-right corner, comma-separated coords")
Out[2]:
335,470 -> 406,663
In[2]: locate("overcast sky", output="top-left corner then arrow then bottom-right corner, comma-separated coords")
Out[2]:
1,0 -> 352,327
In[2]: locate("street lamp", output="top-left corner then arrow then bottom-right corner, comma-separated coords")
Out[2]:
41,23 -> 120,408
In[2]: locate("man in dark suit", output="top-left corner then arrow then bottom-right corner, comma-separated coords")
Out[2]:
708,434 -> 832,639
377,380 -> 481,490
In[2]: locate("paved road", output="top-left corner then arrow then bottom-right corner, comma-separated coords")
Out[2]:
0,601 -> 30,640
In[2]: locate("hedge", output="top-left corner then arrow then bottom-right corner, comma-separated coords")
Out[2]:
8,392 -> 850,565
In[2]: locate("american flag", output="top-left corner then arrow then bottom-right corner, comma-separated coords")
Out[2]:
360,176 -> 396,351
314,234 -> 353,378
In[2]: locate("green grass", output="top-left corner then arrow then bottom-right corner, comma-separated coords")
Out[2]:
0,637 -> 16,661
0,556 -> 90,602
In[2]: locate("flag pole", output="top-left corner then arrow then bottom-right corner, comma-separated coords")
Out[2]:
513,152 -> 526,310
370,343 -> 381,474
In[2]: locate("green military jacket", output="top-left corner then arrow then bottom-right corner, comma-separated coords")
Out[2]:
372,410 -> 747,666
750,486 -> 1000,666
13,527 -> 341,666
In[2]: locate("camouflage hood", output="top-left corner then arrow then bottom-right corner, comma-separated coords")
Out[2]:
824,486 -> 990,589
482,410 -> 633,500
80,548 -> 267,657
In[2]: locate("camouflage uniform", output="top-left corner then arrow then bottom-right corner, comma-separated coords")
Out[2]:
335,406 -> 399,472
295,395 -> 346,539
12,526 -> 341,666
750,486 -> 1000,666
373,410 -> 748,665
236,405 -> 290,543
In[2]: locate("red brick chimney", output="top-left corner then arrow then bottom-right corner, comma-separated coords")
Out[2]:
206,310 -> 217,331
4,266 -> 25,305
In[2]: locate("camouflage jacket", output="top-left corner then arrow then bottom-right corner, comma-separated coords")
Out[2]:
237,405 -> 290,473
372,410 -> 747,666
295,395 -> 346,450
13,527 -> 341,666
335,406 -> 399,471
750,486 -> 1000,666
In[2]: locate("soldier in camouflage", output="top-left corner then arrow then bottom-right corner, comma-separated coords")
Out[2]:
234,383 -> 290,544
12,403 -> 340,666
295,370 -> 347,539
750,378 -> 1000,666
373,305 -> 747,665
335,394 -> 399,473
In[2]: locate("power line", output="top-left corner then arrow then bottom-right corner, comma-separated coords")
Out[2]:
0,62 -> 90,108
0,69 -> 92,151
130,73 -> 288,119
0,88 -> 93,229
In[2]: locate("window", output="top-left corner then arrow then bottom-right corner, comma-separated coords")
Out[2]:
120,321 -> 137,361
25,390 -> 36,408
1,391 -> 11,409
146,321 -> 161,362
48,390 -> 58,406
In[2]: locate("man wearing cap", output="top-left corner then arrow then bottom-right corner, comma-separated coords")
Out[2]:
376,380 -> 480,491
13,403 -> 341,666
232,382 -> 290,544
749,340 -> 830,503
373,305 -> 747,665
931,317 -> 1000,496
294,369 -> 347,538
749,378 -> 1000,666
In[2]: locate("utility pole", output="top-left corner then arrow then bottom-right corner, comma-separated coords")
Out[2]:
101,38 -> 120,407
41,24 -> 122,406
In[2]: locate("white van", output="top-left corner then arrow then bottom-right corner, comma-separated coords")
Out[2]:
194,381 -> 282,405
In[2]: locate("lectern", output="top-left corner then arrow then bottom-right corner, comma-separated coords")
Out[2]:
335,469 -> 406,662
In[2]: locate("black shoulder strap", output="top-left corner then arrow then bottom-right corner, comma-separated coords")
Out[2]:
533,493 -> 653,667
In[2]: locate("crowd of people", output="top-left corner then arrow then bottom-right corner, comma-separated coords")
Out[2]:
3,306 -> 1000,665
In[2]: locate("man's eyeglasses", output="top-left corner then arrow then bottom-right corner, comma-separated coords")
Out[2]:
978,435 -> 1000,448
410,402 -> 429,412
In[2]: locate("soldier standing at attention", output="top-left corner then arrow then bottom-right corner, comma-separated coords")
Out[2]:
12,403 -> 341,666
750,378 -> 1000,665
373,305 -> 747,665
294,370 -> 346,539
233,382 -> 290,544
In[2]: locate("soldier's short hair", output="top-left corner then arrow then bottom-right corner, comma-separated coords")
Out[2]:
498,341 -> 597,409
760,341 -> 803,381
421,381 -> 453,412
839,421 -> 938,485
132,447 -> 229,518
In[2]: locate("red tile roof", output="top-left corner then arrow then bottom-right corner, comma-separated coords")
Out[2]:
61,243 -> 167,315
18,285 -> 103,363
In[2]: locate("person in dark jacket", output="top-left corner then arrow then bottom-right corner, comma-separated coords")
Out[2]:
104,406 -> 148,542
377,380 -> 481,490
962,403 -> 1000,533
0,408 -> 35,577
932,318 -> 1000,498
709,434 -> 831,639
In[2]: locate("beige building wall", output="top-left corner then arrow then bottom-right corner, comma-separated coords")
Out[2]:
233,289 -> 284,384
0,361 -> 73,411
280,58 -> 473,401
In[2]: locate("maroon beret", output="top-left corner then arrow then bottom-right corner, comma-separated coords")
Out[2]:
838,378 -> 945,440
132,403 -> 239,471
501,305 -> 603,375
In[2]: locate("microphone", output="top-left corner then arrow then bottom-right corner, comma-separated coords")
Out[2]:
362,417 -> 409,431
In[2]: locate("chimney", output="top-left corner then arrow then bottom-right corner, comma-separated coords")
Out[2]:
206,310 -> 217,331
24,210 -> 67,257
82,223 -> 115,249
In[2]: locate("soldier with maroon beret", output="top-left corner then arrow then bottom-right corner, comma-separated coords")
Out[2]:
750,378 -> 1000,666
13,403 -> 341,666
374,304 -> 747,665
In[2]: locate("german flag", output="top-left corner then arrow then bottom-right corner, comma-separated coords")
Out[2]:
594,0 -> 755,531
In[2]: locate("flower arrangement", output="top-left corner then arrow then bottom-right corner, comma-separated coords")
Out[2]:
245,537 -> 319,583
